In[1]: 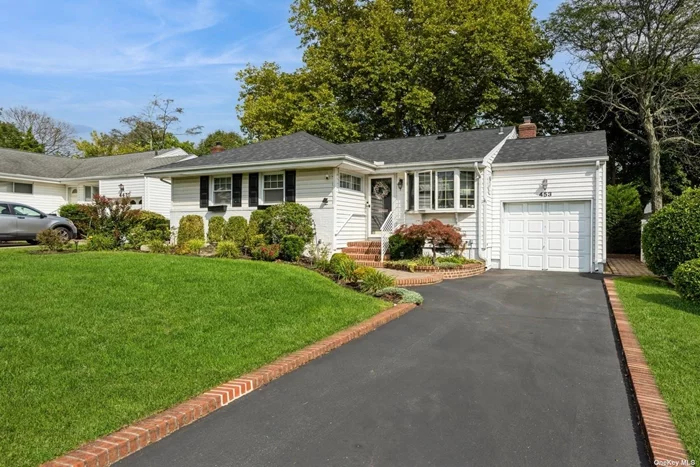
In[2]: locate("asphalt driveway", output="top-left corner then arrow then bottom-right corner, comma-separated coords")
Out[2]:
119,270 -> 647,466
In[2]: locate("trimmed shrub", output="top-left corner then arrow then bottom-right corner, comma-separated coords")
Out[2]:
37,229 -> 67,251
396,219 -> 463,262
58,204 -> 91,238
673,259 -> 700,303
375,287 -> 423,305
183,239 -> 205,254
223,216 -> 248,243
388,233 -> 423,260
354,266 -> 376,280
254,203 -> 315,244
280,235 -> 306,262
435,255 -> 468,264
329,253 -> 351,272
130,210 -> 169,233
360,269 -> 396,294
252,244 -> 280,261
86,234 -> 116,251
207,216 -> 225,243
642,188 -> 700,276
607,184 -> 643,254
215,241 -> 240,259
177,215 -> 205,245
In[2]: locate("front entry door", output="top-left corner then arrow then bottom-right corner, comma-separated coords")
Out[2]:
370,178 -> 392,233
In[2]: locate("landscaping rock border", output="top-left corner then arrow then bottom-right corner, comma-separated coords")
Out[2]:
603,278 -> 690,465
42,303 -> 417,467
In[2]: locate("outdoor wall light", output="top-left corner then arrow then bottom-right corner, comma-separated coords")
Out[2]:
322,197 -> 329,205
118,183 -> 125,196
398,178 -> 404,190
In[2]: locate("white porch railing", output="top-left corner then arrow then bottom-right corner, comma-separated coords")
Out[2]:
379,210 -> 397,265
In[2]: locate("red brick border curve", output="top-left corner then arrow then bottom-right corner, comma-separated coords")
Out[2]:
386,262 -> 485,280
42,303 -> 417,467
603,278 -> 689,464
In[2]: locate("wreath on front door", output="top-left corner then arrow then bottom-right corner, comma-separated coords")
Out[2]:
373,181 -> 390,199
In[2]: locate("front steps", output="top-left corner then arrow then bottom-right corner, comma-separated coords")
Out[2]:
342,241 -> 388,266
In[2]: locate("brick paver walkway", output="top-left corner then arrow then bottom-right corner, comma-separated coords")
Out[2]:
605,254 -> 654,276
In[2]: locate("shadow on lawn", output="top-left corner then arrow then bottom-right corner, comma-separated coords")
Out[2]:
637,293 -> 700,317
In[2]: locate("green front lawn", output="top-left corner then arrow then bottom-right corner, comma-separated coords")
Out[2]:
0,249 -> 390,467
615,277 -> 700,460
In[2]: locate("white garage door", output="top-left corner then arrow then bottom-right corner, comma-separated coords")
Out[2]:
503,201 -> 591,272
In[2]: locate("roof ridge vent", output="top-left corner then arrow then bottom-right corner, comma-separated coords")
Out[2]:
436,134 -> 447,140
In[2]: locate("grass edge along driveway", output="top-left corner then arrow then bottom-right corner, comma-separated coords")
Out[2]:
0,249 -> 390,467
614,277 -> 700,461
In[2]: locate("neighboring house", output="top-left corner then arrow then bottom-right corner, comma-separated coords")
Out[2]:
147,119 -> 608,273
0,148 -> 194,218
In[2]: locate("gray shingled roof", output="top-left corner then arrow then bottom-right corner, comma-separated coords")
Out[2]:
153,132 -> 347,171
339,127 -> 513,164
495,131 -> 608,164
152,128 -> 514,173
0,147 -> 191,179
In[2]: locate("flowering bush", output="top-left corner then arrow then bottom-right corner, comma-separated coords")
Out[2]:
396,219 -> 463,263
37,229 -> 68,251
252,244 -> 280,261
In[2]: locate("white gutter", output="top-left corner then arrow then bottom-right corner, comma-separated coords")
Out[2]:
146,154 -> 377,176
492,156 -> 610,168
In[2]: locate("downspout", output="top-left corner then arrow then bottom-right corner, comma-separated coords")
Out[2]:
474,162 -> 488,263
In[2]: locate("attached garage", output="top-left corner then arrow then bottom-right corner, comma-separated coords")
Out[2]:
502,201 -> 592,272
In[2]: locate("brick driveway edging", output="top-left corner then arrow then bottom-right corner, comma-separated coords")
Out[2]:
42,303 -> 417,467
603,278 -> 689,464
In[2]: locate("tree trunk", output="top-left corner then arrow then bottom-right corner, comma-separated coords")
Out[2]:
641,107 -> 663,212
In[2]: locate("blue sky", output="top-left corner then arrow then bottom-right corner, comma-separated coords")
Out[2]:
0,0 -> 571,143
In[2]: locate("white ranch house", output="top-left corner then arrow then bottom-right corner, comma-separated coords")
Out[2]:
0,148 -> 193,218
148,120 -> 608,273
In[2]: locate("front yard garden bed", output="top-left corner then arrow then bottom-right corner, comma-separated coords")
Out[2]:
614,277 -> 700,461
0,249 -> 390,467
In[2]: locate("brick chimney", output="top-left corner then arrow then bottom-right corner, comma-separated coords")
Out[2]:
518,116 -> 537,139
211,141 -> 225,154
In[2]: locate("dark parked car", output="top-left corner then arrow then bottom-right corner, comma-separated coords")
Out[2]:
0,202 -> 77,244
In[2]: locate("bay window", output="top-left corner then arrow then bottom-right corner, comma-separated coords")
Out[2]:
410,170 -> 475,211
262,173 -> 284,203
213,176 -> 232,204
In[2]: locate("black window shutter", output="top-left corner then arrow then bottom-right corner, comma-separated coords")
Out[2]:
199,176 -> 209,208
231,174 -> 242,207
407,173 -> 415,210
285,170 -> 296,202
249,173 -> 259,207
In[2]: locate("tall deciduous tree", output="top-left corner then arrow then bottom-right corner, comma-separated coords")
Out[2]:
74,96 -> 200,157
196,130 -> 247,155
1,106 -> 75,156
546,0 -> 700,212
238,0 -> 555,141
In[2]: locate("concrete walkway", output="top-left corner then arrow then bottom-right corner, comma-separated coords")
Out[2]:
118,271 -> 646,467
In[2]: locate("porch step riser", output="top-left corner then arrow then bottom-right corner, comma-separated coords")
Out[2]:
342,247 -> 382,255
354,260 -> 385,268
346,241 -> 381,248
345,254 -> 390,262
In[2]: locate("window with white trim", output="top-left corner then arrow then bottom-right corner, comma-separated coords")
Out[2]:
339,173 -> 362,192
411,170 -> 475,211
84,185 -> 99,201
0,180 -> 33,194
262,173 -> 284,203
213,176 -> 232,205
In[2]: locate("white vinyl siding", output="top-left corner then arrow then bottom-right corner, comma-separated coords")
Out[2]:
0,180 -> 66,214
143,177 -> 173,218
335,170 -> 367,249
170,169 -> 334,247
491,164 -> 605,272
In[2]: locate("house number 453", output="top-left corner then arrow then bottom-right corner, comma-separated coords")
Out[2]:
539,191 -> 553,197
